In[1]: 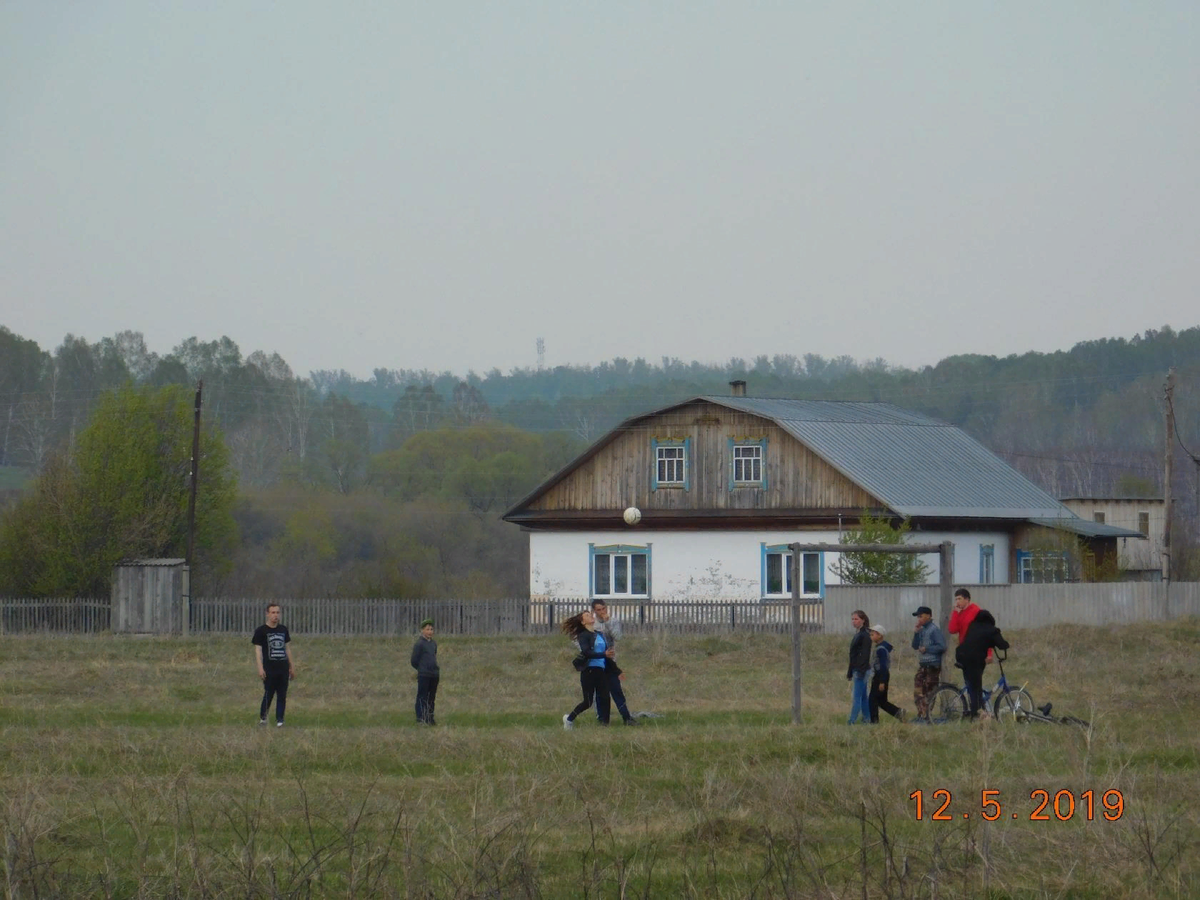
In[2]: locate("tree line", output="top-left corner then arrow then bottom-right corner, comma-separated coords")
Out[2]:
2,323 -> 1199,597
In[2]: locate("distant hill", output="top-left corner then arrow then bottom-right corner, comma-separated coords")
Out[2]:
2,323 -> 1198,509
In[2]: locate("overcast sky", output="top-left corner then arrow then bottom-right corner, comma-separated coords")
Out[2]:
2,3 -> 1197,379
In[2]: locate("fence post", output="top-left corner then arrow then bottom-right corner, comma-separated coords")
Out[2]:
789,543 -> 804,724
938,541 -> 955,628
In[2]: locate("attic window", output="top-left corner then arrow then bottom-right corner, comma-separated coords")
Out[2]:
651,439 -> 690,490
729,438 -> 767,489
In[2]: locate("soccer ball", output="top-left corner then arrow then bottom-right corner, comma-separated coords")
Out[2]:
623,507 -> 641,526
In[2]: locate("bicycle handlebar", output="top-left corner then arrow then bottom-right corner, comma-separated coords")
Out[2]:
995,647 -> 1008,662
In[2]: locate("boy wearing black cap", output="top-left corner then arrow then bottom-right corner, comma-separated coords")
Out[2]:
411,619 -> 439,725
911,606 -> 945,722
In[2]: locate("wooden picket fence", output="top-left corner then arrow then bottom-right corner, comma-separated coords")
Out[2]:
190,597 -> 531,636
2,584 -> 1198,635
0,597 -> 822,636
190,598 -> 823,635
0,598 -> 111,634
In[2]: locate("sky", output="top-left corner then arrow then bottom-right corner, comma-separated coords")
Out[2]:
2,3 -> 1198,380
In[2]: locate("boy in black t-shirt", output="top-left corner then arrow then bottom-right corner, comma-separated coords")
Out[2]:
252,603 -> 295,726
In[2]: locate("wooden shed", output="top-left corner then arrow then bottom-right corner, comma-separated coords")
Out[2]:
112,558 -> 185,633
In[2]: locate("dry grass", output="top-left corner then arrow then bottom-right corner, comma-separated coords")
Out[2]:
1,620 -> 1198,897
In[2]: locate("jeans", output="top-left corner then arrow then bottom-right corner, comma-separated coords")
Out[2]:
416,674 -> 439,724
849,671 -> 870,723
568,666 -> 611,724
598,664 -> 633,722
259,671 -> 289,723
962,665 -> 985,719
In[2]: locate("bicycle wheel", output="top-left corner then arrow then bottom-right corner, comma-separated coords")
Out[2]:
929,685 -> 966,724
992,687 -> 1034,722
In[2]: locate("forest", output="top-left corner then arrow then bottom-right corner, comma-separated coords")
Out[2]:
2,323 -> 1200,598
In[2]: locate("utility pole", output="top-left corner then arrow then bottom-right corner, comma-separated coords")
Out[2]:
1163,369 -> 1174,583
183,380 -> 203,635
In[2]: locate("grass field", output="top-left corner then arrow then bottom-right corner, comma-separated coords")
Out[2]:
1,620 -> 1197,898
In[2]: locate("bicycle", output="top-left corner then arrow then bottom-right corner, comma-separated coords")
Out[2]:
928,649 -> 1033,723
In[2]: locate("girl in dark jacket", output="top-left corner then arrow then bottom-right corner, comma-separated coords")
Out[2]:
955,609 -> 1010,720
847,610 -> 872,724
561,610 -> 613,728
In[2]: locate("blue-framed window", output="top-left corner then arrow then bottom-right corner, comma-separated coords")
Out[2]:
1016,550 -> 1068,583
979,545 -> 995,584
761,544 -> 824,598
728,437 -> 767,490
591,543 -> 651,598
651,438 -> 690,491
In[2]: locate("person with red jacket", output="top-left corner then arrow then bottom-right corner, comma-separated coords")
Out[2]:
947,588 -> 980,644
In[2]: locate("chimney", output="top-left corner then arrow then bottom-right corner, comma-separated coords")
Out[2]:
729,380 -> 747,397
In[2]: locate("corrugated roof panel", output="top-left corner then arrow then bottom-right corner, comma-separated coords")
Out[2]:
704,397 -> 1070,519
1027,517 -> 1145,538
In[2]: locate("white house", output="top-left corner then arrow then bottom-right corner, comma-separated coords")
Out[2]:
503,386 -> 1141,601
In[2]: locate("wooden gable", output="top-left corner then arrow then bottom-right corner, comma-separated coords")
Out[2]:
527,400 -> 881,514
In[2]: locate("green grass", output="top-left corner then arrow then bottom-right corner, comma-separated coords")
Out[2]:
1,622 -> 1197,897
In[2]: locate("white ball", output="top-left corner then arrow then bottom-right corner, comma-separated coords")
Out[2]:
623,507 -> 642,526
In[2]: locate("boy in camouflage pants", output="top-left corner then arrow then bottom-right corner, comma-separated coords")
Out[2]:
910,605 -> 946,721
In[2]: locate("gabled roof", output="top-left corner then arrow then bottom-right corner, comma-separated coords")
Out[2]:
701,397 -> 1070,520
504,395 -> 1076,522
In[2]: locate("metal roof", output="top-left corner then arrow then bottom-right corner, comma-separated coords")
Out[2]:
1026,518 -> 1146,539
1059,496 -> 1162,503
702,397 -> 1072,520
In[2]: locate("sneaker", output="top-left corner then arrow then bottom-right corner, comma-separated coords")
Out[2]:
276,721 -> 284,727
623,718 -> 638,726
562,714 -> 574,730
258,719 -> 268,726
898,709 -> 908,724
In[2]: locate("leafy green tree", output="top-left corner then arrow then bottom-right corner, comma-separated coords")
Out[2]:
450,380 -> 490,425
831,513 -> 934,584
0,384 -> 238,596
0,327 -> 50,467
267,503 -> 339,595
368,422 -> 554,512
389,384 -> 446,447
307,394 -> 370,494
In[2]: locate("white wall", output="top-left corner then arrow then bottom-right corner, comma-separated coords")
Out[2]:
528,529 -> 1012,600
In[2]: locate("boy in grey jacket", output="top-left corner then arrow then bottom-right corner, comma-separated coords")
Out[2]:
411,618 -> 439,725
910,605 -> 946,722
